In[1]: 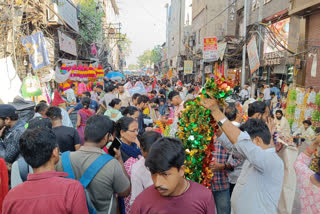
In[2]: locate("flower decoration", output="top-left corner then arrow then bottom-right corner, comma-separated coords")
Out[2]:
177,77 -> 233,188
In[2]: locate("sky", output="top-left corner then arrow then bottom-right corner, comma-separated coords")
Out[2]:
118,0 -> 170,65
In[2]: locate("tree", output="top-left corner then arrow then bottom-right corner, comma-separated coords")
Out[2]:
78,0 -> 104,46
137,45 -> 162,68
128,64 -> 139,70
150,45 -> 162,65
118,34 -> 132,57
137,50 -> 152,68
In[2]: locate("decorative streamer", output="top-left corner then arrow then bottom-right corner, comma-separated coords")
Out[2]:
177,77 -> 233,187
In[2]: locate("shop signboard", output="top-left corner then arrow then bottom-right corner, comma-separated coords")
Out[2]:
58,31 -> 77,56
184,60 -> 193,74
247,36 -> 260,74
263,51 -> 285,66
203,37 -> 218,62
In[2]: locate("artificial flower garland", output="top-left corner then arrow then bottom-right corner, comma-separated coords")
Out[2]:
176,77 -> 233,187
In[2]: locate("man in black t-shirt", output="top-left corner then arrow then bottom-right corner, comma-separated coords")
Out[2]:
46,107 -> 80,152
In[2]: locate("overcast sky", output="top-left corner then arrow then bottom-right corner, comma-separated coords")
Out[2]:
118,0 -> 170,65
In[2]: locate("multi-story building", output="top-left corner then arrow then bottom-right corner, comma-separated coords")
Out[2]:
167,0 -> 186,74
289,0 -> 320,91
190,0 -> 238,83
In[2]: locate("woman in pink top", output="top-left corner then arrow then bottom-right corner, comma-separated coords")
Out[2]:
294,136 -> 320,214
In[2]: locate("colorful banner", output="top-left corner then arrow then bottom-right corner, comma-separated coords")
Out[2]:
22,32 -> 50,70
128,81 -> 147,95
184,60 -> 193,74
203,37 -> 218,62
264,18 -> 290,54
247,36 -> 260,74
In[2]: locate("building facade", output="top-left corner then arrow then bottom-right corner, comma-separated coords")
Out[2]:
289,0 -> 320,91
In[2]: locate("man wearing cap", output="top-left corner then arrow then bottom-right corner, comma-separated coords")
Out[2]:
0,105 -> 26,163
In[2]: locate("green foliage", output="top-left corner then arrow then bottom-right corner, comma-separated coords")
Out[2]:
137,45 -> 162,68
137,50 -> 152,68
78,0 -> 104,45
128,64 -> 139,70
118,34 -> 132,56
150,45 -> 162,65
316,92 -> 320,107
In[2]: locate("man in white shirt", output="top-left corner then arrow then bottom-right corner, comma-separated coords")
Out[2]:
239,86 -> 249,103
117,83 -> 130,107
263,85 -> 272,108
201,97 -> 284,214
293,120 -> 315,147
64,84 -> 77,105
274,110 -> 291,137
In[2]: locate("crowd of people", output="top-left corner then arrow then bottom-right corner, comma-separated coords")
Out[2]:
0,76 -> 319,214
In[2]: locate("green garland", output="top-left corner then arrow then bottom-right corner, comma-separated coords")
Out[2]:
315,93 -> 320,107
286,105 -> 296,115
176,77 -> 233,187
289,89 -> 297,101
312,110 -> 320,122
288,118 -> 294,128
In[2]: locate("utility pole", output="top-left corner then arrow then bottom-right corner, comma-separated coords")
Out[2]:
241,0 -> 248,88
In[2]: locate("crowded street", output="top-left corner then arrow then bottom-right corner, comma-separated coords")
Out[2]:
0,0 -> 320,214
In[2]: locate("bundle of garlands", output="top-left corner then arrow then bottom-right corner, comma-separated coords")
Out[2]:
154,118 -> 174,136
176,77 -> 233,188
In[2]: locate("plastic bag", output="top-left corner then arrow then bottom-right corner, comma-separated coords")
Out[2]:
21,75 -> 42,97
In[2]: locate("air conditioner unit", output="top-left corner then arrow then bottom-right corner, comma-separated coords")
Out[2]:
47,3 -> 59,25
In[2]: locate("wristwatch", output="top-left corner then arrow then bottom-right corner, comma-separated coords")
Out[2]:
218,117 -> 228,127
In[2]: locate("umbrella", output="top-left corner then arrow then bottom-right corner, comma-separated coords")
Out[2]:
106,72 -> 125,80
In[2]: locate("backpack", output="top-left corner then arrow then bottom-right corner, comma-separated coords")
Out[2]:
61,151 -> 114,214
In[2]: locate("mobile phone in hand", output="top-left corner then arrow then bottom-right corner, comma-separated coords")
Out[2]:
108,137 -> 122,156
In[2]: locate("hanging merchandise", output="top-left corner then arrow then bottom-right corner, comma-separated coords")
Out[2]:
88,64 -> 97,82
306,90 -> 317,122
95,64 -> 104,78
307,91 -> 316,104
40,68 -> 55,83
312,92 -> 320,127
77,82 -> 86,95
177,77 -> 233,187
21,32 -> 50,70
38,82 -> 51,103
296,89 -> 305,105
83,64 -> 89,81
304,109 -> 314,120
316,93 -> 320,107
21,74 -> 42,98
69,65 -> 78,81
55,65 -> 71,83
60,64 -> 68,74
91,43 -> 97,56
285,87 -> 297,128
77,64 -> 84,80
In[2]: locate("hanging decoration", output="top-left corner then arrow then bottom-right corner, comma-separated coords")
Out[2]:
95,64 -> 104,78
60,64 -> 68,74
21,75 -> 42,98
176,77 -> 233,188
88,64 -> 97,82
